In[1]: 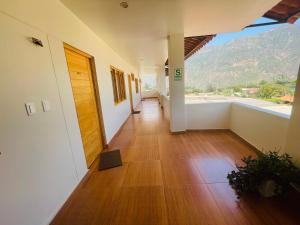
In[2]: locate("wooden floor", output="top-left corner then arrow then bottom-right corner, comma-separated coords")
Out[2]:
51,99 -> 300,225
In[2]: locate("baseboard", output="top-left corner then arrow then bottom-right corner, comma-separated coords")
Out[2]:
170,130 -> 186,134
171,128 -> 231,135
186,129 -> 230,133
228,130 -> 260,153
142,97 -> 159,100
106,99 -> 142,149
107,112 -> 134,149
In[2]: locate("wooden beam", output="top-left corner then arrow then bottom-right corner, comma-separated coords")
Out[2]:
272,4 -> 295,15
287,11 -> 300,23
281,0 -> 300,8
184,36 -> 215,60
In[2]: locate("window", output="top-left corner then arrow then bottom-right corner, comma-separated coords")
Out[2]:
135,78 -> 139,93
142,74 -> 157,91
111,66 -> 126,104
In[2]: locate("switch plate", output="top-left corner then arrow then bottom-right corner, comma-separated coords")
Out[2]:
41,100 -> 51,112
25,102 -> 36,116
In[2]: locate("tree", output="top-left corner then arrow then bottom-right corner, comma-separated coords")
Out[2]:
232,85 -> 242,93
259,80 -> 268,85
206,84 -> 216,93
257,83 -> 287,99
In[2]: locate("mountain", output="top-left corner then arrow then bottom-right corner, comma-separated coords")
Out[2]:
185,24 -> 300,89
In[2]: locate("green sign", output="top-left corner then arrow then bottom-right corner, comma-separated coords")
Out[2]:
174,68 -> 183,81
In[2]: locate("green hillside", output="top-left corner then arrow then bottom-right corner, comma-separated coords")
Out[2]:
185,24 -> 300,90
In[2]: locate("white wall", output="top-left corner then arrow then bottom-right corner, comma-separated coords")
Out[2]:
156,67 -> 167,94
0,1 -> 140,225
132,79 -> 141,109
230,103 -> 289,151
0,14 -> 79,225
156,68 -> 167,107
285,66 -> 300,166
186,102 -> 231,130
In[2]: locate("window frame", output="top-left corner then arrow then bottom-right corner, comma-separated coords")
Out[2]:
135,78 -> 139,93
110,66 -> 126,104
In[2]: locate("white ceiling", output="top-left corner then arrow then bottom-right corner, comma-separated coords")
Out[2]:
60,0 -> 280,75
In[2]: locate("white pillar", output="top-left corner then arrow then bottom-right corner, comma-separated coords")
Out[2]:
156,66 -> 166,96
168,33 -> 186,132
285,65 -> 300,166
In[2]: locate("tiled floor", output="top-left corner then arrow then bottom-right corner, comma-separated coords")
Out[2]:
51,99 -> 300,225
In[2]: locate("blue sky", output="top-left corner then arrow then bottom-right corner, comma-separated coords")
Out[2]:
207,17 -> 299,47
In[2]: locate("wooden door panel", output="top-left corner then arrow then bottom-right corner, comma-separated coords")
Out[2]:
80,117 -> 100,133
71,80 -> 91,88
65,47 -> 103,167
69,71 -> 90,80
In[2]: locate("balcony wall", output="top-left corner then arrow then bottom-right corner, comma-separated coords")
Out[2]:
186,102 -> 231,130
230,103 -> 289,151
161,96 -> 289,151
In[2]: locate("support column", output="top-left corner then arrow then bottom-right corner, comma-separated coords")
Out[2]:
285,65 -> 300,166
156,66 -> 166,101
168,33 -> 185,132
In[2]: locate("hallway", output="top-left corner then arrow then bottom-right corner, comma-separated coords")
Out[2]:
51,99 -> 300,225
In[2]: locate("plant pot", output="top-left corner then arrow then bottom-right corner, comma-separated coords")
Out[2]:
258,180 -> 278,197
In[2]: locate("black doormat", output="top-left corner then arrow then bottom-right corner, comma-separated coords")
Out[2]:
132,110 -> 141,114
99,149 -> 122,170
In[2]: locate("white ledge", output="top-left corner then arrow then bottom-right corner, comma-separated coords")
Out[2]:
231,102 -> 290,119
184,100 -> 290,120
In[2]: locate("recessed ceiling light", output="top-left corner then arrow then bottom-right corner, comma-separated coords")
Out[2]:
120,2 -> 128,8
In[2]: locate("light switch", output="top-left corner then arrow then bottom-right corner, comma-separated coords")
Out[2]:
41,100 -> 51,112
25,102 -> 36,116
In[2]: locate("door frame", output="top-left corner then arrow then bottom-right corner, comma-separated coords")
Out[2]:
128,74 -> 134,113
139,78 -> 142,99
63,43 -> 107,150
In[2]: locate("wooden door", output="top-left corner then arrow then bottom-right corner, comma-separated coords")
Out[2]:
64,45 -> 103,167
128,74 -> 134,113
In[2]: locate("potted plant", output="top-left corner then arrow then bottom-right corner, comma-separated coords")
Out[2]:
227,151 -> 300,197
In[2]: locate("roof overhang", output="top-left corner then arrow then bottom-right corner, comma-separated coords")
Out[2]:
246,0 -> 300,28
264,0 -> 300,23
165,35 -> 215,76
